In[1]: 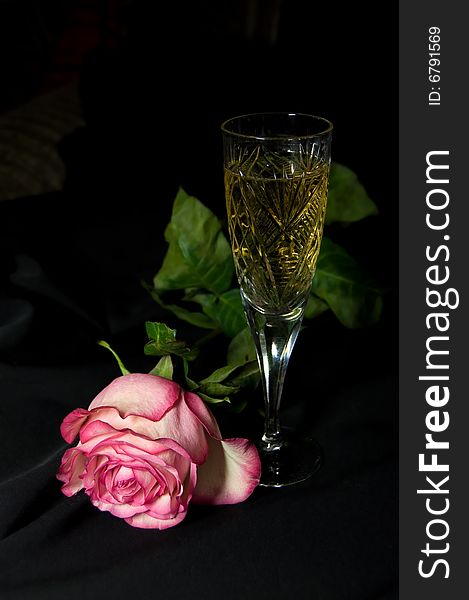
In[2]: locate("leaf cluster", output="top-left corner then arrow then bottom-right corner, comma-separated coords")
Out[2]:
101,163 -> 385,410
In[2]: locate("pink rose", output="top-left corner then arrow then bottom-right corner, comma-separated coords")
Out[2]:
57,373 -> 261,529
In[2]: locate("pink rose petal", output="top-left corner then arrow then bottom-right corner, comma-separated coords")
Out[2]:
81,402 -> 209,465
60,408 -> 90,443
57,447 -> 86,496
91,498 -> 148,519
192,436 -> 261,505
184,391 -> 222,440
145,394 -> 209,464
89,374 -> 180,421
125,510 -> 187,530
78,421 -> 194,465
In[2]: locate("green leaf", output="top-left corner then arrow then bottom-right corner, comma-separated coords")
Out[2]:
144,322 -> 198,360
192,359 -> 259,407
326,163 -> 378,224
198,381 -> 240,396
304,294 -> 330,319
226,328 -> 259,389
228,360 -> 260,389
227,327 -> 257,365
145,284 -> 217,330
199,363 -> 246,385
149,355 -> 173,379
193,289 -> 246,338
154,188 -> 234,294
312,237 -> 383,328
183,358 -> 199,391
198,393 -> 231,405
97,340 -> 130,375
145,321 -> 175,343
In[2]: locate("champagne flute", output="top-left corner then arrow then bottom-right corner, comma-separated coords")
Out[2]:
221,112 -> 333,487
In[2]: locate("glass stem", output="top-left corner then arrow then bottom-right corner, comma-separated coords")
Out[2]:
243,299 -> 305,451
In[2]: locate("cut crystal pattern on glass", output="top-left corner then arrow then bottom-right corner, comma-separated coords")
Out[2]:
225,144 -> 330,313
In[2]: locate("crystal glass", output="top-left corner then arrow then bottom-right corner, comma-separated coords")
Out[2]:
221,112 -> 333,487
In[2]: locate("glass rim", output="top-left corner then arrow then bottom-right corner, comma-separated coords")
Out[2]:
221,112 -> 333,141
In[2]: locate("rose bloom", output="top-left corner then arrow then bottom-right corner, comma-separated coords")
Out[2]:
57,373 -> 261,529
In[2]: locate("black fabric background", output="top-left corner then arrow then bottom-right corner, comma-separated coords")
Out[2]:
0,2 -> 397,598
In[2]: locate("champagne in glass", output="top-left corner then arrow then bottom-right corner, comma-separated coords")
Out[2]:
222,113 -> 332,487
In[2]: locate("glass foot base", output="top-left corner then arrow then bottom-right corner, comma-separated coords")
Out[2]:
258,429 -> 323,488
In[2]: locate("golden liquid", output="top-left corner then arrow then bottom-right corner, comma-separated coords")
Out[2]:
225,158 -> 329,313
